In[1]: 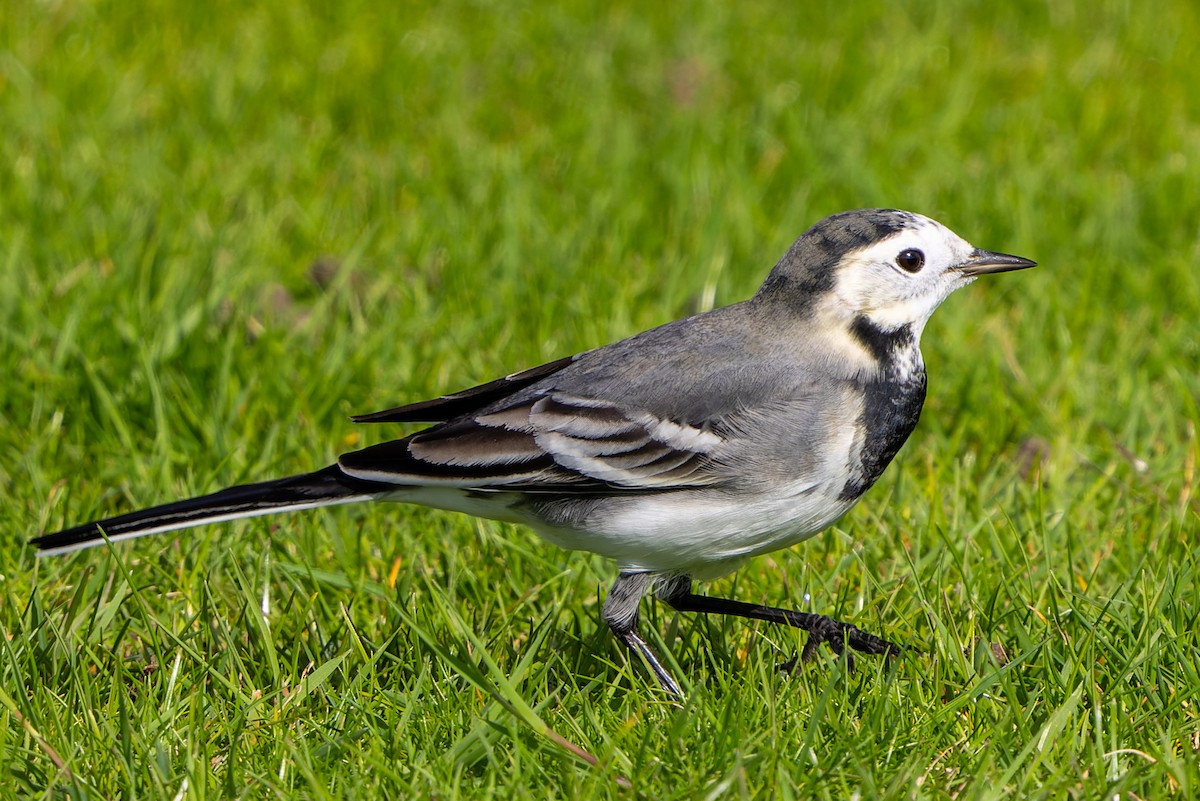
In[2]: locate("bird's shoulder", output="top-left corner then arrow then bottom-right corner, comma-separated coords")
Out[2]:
526,300 -> 839,423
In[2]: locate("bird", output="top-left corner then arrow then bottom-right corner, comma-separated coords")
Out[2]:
33,208 -> 1034,696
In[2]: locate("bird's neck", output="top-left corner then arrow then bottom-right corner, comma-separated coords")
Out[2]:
848,314 -> 925,384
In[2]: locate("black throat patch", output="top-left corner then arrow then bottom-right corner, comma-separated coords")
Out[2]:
849,314 -> 914,362
840,316 -> 927,500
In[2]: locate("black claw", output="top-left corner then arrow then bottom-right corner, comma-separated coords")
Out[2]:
845,623 -> 902,657
610,572 -> 905,692
788,617 -> 903,673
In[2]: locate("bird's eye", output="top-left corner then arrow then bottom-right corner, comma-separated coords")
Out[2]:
896,248 -> 925,273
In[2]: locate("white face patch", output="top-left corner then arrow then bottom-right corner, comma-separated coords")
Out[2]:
831,214 -> 978,334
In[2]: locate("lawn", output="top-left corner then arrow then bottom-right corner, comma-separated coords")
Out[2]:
2,0 -> 1199,798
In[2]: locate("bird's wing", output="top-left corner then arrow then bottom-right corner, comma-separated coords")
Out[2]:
337,391 -> 727,492
350,355 -> 579,423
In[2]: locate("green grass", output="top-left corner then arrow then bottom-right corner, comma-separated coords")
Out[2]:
3,0 -> 1199,797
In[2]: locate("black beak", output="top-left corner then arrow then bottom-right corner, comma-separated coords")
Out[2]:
957,248 -> 1037,277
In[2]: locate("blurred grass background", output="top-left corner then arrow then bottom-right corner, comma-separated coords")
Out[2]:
2,0 -> 1199,797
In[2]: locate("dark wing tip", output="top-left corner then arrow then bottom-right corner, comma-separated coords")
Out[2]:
351,354 -> 578,424
351,398 -> 452,424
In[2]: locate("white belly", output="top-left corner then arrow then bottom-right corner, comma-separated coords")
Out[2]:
386,474 -> 860,580
525,481 -> 857,579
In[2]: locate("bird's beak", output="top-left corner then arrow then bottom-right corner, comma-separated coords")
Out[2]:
956,249 -> 1037,277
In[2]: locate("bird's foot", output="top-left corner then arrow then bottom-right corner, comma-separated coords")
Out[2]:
776,615 -> 902,674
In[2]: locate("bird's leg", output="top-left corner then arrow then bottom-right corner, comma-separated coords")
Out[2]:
654,577 -> 900,672
603,572 -> 683,697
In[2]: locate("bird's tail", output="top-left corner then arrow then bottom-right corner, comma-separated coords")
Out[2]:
32,465 -> 387,556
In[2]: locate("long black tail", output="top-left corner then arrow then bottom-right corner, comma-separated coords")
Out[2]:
32,465 -> 388,556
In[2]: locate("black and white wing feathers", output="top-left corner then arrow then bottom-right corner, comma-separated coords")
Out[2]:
338,392 -> 727,493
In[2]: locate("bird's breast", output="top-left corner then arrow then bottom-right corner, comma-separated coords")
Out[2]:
840,363 -> 927,500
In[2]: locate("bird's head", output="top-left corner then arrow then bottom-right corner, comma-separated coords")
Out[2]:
757,209 -> 1035,339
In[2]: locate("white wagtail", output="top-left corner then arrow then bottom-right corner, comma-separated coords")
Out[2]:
33,208 -> 1034,695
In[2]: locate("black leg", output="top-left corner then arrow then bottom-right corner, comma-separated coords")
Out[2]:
602,572 -> 682,697
655,577 -> 900,671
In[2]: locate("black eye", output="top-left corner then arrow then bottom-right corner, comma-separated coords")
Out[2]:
896,248 -> 925,273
